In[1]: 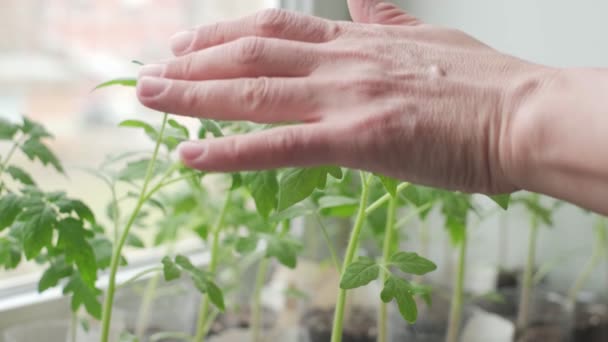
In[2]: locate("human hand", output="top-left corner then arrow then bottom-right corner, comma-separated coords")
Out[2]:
136,0 -> 556,194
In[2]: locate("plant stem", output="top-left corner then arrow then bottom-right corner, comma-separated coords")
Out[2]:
251,257 -> 270,342
365,183 -> 410,215
330,172 -> 372,342
0,138 -> 21,192
567,217 -> 607,305
378,196 -> 397,342
516,208 -> 540,334
446,231 -> 467,342
135,272 -> 161,338
149,331 -> 193,342
194,191 -> 232,342
116,267 -> 162,291
100,114 -> 169,342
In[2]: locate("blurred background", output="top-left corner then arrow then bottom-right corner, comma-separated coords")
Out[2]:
1,0 -> 608,305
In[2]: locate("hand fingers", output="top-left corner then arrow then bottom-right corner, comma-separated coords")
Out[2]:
137,76 -> 322,123
142,38 -> 322,81
178,124 -> 338,172
170,8 -> 341,56
348,0 -> 422,25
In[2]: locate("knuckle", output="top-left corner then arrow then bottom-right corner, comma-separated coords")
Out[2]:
234,37 -> 266,64
205,22 -> 224,45
181,84 -> 204,113
172,55 -> 197,78
345,73 -> 395,100
241,77 -> 271,115
271,129 -> 301,156
255,8 -> 290,36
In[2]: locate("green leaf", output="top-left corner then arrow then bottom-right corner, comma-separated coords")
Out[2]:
231,173 -> 243,190
377,174 -> 399,197
0,118 -> 19,140
57,219 -> 97,286
118,120 -> 158,140
235,236 -> 258,254
389,252 -> 437,276
0,237 -> 21,269
266,236 -> 301,269
5,165 -> 36,186
269,204 -> 314,222
247,171 -> 278,218
325,166 -> 343,180
489,194 -> 511,210
440,193 -> 471,245
38,259 -> 73,292
126,233 -> 145,248
380,276 -> 417,323
63,273 -> 102,319
54,197 -> 96,224
20,138 -> 64,173
90,237 -> 112,269
318,196 -> 358,217
278,167 -> 327,211
167,119 -> 189,139
411,283 -> 433,306
173,254 -> 225,311
161,256 -> 181,281
119,332 -> 140,342
339,258 -> 380,290
0,194 -> 22,231
94,78 -> 137,90
205,279 -> 226,312
117,159 -> 169,182
193,222 -> 209,241
21,117 -> 52,139
201,120 -> 224,137
15,200 -> 57,259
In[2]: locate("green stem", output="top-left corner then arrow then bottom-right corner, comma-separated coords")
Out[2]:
567,217 -> 607,305
446,231 -> 467,342
100,114 -> 169,342
0,138 -> 21,192
365,183 -> 410,216
135,272 -> 161,338
330,172 -> 372,342
194,191 -> 232,342
251,257 -> 271,342
378,196 -> 397,342
516,208 -> 540,333
116,267 -> 162,291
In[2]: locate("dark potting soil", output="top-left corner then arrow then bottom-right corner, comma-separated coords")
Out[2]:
208,307 -> 277,336
496,270 -> 520,290
573,303 -> 608,342
301,307 -> 377,342
515,322 -> 564,342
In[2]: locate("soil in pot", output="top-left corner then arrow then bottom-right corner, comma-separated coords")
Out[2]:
474,288 -> 572,342
208,306 -> 277,336
301,306 -> 377,342
572,301 -> 608,342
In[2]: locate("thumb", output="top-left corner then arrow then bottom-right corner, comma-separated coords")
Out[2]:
347,0 -> 421,25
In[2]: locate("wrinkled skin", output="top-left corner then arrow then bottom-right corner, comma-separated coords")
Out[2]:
136,0 -> 556,195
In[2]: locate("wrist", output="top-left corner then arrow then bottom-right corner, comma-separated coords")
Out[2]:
499,64 -> 562,193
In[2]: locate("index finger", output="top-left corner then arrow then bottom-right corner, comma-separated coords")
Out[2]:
170,8 -> 342,56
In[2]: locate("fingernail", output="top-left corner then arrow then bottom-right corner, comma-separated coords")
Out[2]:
139,64 -> 165,78
171,31 -> 194,54
179,141 -> 206,161
137,77 -> 169,98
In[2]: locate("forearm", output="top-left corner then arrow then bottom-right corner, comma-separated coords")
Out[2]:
512,68 -> 608,214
